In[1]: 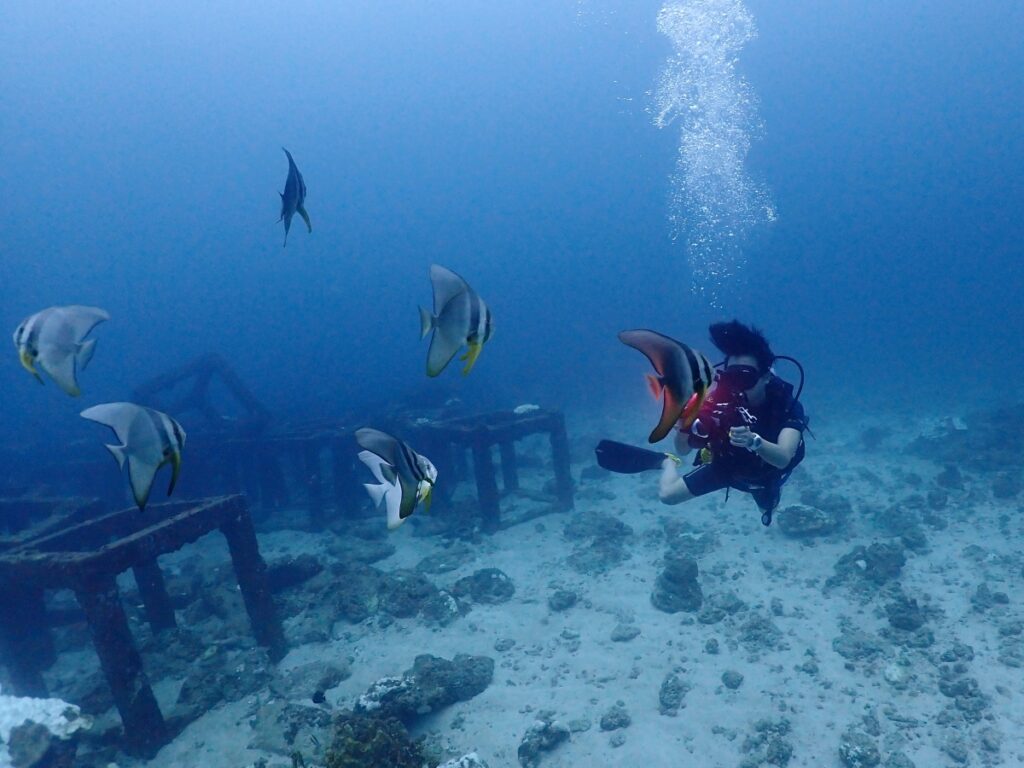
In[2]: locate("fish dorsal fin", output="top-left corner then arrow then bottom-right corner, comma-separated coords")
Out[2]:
618,329 -> 687,379
355,428 -> 402,467
54,306 -> 110,343
80,402 -> 143,444
429,264 -> 471,315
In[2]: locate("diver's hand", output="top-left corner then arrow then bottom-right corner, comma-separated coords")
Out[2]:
729,426 -> 763,453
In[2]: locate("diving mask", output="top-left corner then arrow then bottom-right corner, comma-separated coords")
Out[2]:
717,364 -> 761,391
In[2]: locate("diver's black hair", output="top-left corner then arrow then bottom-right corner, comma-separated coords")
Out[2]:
708,320 -> 774,373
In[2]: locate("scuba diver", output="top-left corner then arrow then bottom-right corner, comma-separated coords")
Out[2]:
657,320 -> 808,526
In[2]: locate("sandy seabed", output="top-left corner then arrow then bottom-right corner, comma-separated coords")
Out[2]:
38,403 -> 1024,768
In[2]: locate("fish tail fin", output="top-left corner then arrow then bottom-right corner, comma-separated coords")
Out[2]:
418,306 -> 436,340
645,373 -> 663,401
76,338 -> 97,372
297,204 -> 312,233
104,443 -> 128,470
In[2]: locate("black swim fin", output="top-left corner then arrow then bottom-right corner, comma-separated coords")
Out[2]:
594,440 -> 669,474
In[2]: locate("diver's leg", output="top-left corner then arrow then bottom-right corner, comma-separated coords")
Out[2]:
751,483 -> 782,526
660,462 -> 726,506
659,458 -> 694,504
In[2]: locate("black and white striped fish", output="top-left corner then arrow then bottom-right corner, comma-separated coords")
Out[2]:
12,305 -> 110,396
81,403 -> 187,510
419,264 -> 494,377
279,148 -> 311,247
356,427 -> 437,530
618,329 -> 715,443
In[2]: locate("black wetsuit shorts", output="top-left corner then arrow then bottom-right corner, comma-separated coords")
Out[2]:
682,461 -> 782,512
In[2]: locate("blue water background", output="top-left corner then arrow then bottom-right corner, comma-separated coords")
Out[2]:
1,0 -> 1021,458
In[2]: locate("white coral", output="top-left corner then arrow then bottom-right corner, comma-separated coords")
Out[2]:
0,685 -> 89,768
356,676 -> 407,712
438,753 -> 489,768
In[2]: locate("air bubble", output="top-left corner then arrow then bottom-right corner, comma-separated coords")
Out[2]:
654,0 -> 773,306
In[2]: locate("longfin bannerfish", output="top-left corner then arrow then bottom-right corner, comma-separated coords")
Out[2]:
618,329 -> 714,443
12,305 -> 110,396
80,403 -> 187,510
356,427 -> 437,530
279,148 -> 311,247
418,264 -> 494,377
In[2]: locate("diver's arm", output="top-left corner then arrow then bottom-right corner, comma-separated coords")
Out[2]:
754,427 -> 802,469
728,425 -> 801,469
659,458 -> 694,505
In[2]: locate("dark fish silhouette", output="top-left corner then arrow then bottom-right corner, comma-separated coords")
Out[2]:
279,148 -> 311,246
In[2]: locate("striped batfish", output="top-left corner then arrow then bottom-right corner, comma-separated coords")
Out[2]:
12,305 -> 110,396
279,147 -> 311,247
80,403 -> 187,510
618,329 -> 714,443
419,264 -> 494,377
356,427 -> 437,530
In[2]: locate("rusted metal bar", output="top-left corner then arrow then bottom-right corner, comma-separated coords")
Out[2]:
131,353 -> 270,433
548,411 -> 575,510
0,494 -> 281,758
238,446 -> 264,508
0,583 -> 52,697
220,507 -> 287,661
257,443 -> 288,510
74,574 -> 167,758
498,441 -> 519,492
452,445 -> 468,482
302,439 -> 325,527
472,439 -> 501,534
132,560 -> 177,632
329,438 -> 349,513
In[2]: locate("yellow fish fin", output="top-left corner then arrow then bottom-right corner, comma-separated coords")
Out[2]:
460,342 -> 483,376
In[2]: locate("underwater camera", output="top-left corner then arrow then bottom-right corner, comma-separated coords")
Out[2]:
695,366 -> 759,458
